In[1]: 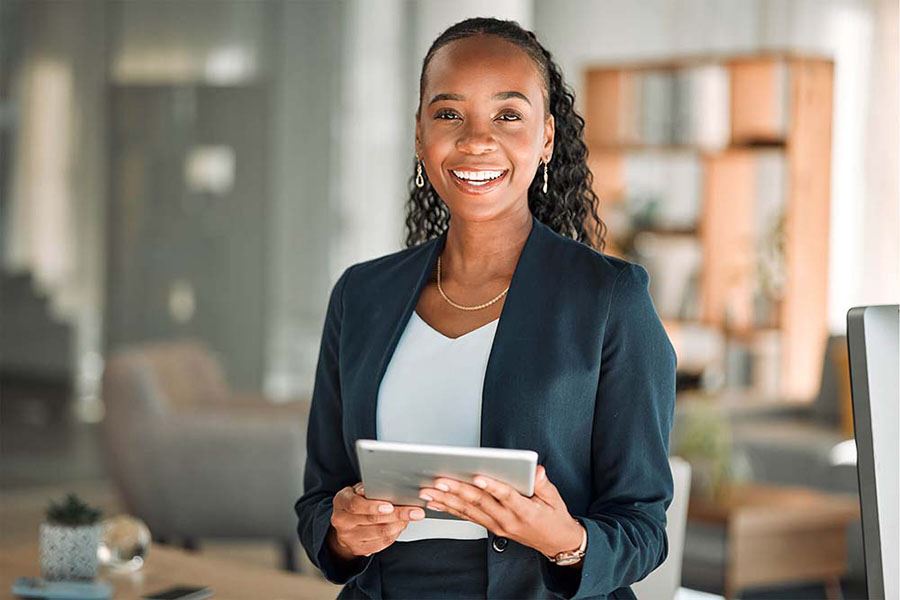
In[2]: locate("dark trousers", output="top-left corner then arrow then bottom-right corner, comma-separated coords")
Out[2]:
338,538 -> 487,599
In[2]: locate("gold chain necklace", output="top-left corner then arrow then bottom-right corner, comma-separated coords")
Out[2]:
436,255 -> 510,311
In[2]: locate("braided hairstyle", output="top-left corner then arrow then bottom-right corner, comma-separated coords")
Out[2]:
406,17 -> 607,252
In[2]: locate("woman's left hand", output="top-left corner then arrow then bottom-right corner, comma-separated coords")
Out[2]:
418,465 -> 585,559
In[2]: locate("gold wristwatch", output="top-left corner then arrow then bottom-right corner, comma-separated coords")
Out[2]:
548,519 -> 587,566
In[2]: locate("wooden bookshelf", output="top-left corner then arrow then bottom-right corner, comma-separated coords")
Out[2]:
584,52 -> 833,401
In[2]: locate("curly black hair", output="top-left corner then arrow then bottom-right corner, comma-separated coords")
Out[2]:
405,17 -> 607,252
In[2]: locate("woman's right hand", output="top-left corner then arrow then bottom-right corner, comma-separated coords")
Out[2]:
327,482 -> 426,559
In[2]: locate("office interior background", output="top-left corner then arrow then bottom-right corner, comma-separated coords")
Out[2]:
1,0 -> 897,598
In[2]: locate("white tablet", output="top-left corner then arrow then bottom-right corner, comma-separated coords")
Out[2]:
355,439 -> 538,521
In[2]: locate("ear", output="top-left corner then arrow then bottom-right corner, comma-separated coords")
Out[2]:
415,118 -> 422,157
542,113 -> 555,162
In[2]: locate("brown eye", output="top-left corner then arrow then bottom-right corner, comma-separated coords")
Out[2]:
435,110 -> 459,120
497,112 -> 521,121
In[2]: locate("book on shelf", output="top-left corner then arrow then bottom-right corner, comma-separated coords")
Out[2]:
614,65 -> 730,148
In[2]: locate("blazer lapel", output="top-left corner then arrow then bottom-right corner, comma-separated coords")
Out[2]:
358,214 -> 555,455
480,215 -> 556,452
355,231 -> 445,444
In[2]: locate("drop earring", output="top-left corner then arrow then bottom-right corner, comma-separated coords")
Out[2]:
542,158 -> 549,194
415,156 -> 425,188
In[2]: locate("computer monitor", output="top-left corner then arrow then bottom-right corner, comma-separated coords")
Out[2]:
847,305 -> 899,600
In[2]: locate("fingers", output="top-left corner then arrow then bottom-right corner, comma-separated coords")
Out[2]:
354,532 -> 402,557
331,484 -> 427,558
461,474 -> 535,515
532,465 -> 564,506
353,520 -> 409,543
332,519 -> 410,558
420,478 -> 515,534
396,505 -> 426,521
352,483 -> 423,518
346,505 -> 425,527
346,488 -> 396,516
336,485 -> 426,527
424,497 -> 504,534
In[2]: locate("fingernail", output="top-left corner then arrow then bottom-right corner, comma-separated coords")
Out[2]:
435,483 -> 450,492
473,478 -> 487,489
428,503 -> 444,512
378,504 -> 394,513
419,492 -> 433,501
410,509 -> 425,520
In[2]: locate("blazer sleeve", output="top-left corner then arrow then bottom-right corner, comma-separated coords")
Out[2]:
540,262 -> 677,599
294,264 -> 376,584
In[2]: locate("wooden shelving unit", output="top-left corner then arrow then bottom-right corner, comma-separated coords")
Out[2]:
583,52 -> 833,401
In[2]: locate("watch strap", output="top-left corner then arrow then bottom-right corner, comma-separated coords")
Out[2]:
549,519 -> 587,565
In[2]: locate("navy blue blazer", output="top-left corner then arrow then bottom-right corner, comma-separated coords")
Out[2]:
295,214 -> 677,599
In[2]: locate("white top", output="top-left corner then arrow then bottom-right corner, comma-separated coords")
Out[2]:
376,310 -> 499,542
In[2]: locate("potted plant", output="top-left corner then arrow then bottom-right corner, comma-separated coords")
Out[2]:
40,493 -> 103,580
672,398 -> 734,500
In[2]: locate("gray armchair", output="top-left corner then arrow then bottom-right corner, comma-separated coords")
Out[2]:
99,338 -> 311,571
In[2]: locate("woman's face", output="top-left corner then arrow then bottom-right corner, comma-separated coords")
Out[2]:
416,35 -> 554,223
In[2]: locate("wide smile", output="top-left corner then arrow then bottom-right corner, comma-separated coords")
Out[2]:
448,168 -> 509,195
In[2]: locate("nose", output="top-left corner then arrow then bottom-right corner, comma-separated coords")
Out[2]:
456,121 -> 497,155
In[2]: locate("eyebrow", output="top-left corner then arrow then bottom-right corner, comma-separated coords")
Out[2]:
428,91 -> 532,106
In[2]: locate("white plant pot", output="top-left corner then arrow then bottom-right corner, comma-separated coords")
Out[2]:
39,522 -> 102,580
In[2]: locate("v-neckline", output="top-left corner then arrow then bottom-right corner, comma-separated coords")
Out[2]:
412,310 -> 499,342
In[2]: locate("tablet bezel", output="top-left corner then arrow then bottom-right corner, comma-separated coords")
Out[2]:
355,439 -> 538,520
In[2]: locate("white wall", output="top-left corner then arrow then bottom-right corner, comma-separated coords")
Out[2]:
860,0 -> 899,309
264,1 -> 346,400
332,0 -> 409,275
411,0 -> 533,69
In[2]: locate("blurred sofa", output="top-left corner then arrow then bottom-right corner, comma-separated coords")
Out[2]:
100,338 -> 311,571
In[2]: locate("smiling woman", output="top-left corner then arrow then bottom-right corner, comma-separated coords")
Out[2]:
406,19 -> 606,251
294,16 -> 677,600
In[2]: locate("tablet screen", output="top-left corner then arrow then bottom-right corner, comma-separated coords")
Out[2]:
355,439 -> 538,518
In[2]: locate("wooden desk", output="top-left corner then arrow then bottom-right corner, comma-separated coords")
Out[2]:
688,483 -> 860,599
0,542 -> 342,599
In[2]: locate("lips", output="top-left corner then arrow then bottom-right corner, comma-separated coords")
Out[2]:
448,169 -> 509,195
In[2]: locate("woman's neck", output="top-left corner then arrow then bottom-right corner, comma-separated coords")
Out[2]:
441,207 -> 532,286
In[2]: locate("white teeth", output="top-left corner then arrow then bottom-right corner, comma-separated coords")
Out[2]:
451,169 -> 505,181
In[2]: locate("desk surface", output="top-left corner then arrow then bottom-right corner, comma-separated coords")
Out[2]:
0,542 -> 342,600
687,482 -> 860,597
